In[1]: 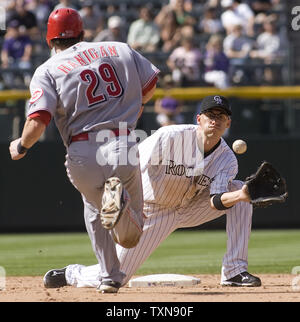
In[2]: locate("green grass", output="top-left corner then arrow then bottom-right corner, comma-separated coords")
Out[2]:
0,230 -> 299,276
137,229 -> 300,275
0,233 -> 95,276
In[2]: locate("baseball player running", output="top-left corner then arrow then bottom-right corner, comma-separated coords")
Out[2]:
9,8 -> 159,293
43,95 -> 261,289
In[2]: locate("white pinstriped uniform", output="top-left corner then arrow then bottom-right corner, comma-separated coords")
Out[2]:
65,124 -> 253,287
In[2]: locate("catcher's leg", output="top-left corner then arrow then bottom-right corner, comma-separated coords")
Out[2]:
221,180 -> 253,282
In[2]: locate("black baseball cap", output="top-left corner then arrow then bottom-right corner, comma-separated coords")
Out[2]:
200,95 -> 232,116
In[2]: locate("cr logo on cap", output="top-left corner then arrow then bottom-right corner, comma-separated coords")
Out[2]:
214,96 -> 222,105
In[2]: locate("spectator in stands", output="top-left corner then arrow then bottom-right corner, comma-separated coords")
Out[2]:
221,0 -> 255,37
250,19 -> 281,63
0,19 -> 33,88
248,0 -> 273,15
206,0 -> 220,7
105,4 -> 122,16
203,34 -> 230,89
270,0 -> 283,10
155,0 -> 196,28
53,0 -> 77,10
198,6 -> 224,35
167,36 -> 202,86
154,74 -> 184,127
26,0 -> 53,30
158,10 -> 182,53
4,0 -> 18,22
79,0 -> 104,41
127,6 -> 160,53
223,23 -> 253,84
182,0 -> 194,13
171,0 -> 197,26
249,19 -> 283,84
8,0 -> 39,39
93,16 -> 127,43
249,0 -> 277,36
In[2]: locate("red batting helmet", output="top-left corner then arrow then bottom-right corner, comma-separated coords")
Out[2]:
46,8 -> 83,47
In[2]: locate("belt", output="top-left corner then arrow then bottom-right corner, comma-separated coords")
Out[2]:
70,129 -> 130,143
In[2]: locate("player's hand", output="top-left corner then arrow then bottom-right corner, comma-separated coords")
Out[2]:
240,184 -> 251,203
9,138 -> 27,160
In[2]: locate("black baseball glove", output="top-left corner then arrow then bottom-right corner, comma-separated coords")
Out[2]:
244,161 -> 288,208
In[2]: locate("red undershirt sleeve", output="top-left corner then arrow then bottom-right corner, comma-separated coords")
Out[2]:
28,110 -> 52,126
142,76 -> 158,96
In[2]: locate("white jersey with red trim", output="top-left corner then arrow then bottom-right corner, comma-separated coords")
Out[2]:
27,41 -> 159,146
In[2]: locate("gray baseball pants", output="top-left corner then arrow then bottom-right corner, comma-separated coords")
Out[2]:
65,132 -> 144,285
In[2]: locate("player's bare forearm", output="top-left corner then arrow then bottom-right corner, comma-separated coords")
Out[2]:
221,185 -> 250,207
9,117 -> 46,160
210,185 -> 250,209
21,117 -> 46,148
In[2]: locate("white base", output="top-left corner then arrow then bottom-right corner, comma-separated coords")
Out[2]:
128,274 -> 201,288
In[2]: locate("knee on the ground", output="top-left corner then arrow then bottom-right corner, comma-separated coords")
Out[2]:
113,230 -> 141,249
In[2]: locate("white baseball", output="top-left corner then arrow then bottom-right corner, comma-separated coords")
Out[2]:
232,139 -> 247,154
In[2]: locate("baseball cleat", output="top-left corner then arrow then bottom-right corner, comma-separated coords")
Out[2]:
221,271 -> 261,287
98,281 -> 121,293
43,267 -> 67,288
100,177 -> 129,230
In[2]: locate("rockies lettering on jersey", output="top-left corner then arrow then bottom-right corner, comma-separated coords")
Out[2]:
165,160 -> 193,177
165,160 -> 214,188
139,124 -> 238,208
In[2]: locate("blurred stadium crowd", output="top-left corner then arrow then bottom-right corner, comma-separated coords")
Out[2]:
0,0 -> 288,90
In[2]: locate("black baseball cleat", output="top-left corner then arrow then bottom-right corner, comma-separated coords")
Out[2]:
43,267 -> 67,288
221,271 -> 261,287
98,280 -> 121,293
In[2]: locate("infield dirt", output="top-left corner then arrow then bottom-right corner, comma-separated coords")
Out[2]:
0,274 -> 299,302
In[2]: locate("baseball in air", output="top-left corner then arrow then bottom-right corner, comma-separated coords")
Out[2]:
232,139 -> 247,154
